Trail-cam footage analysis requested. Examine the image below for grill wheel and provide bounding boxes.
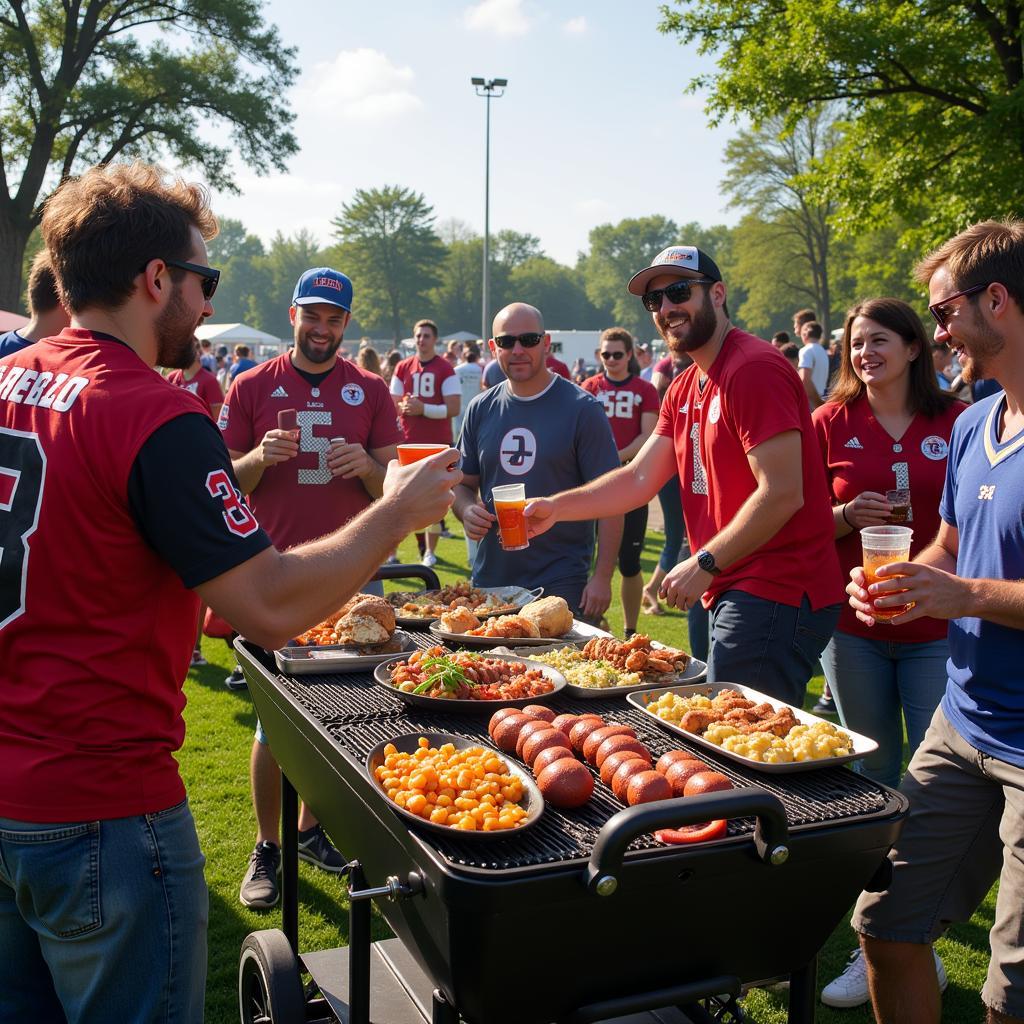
[238,928,306,1024]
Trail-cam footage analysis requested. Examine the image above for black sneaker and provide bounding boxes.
[224,666,248,691]
[812,694,836,715]
[297,824,347,873]
[239,841,281,908]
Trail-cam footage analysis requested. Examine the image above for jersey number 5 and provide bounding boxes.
[0,429,46,631]
[206,470,260,537]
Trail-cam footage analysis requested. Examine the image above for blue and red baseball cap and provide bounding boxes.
[627,246,722,296]
[292,267,353,311]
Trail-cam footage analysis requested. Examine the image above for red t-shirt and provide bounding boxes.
[390,354,458,444]
[0,330,207,820]
[655,328,843,610]
[165,366,222,415]
[813,394,965,641]
[581,373,660,450]
[220,354,401,549]
[547,355,571,380]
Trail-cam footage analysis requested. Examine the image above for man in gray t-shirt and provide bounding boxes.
[456,303,622,618]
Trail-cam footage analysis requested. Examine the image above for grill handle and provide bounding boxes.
[584,788,789,896]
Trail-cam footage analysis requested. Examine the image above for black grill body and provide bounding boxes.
[237,640,907,1024]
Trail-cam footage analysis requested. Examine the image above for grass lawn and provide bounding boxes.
[181,523,993,1023]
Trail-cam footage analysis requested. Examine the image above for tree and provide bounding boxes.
[659,0,1024,245]
[331,186,445,342]
[0,0,298,310]
[722,108,839,328]
[507,257,604,329]
[493,229,543,268]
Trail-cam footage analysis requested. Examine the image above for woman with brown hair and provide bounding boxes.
[356,344,383,377]
[814,297,964,1008]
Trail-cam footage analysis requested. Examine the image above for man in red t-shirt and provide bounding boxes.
[390,318,460,564]
[165,340,223,419]
[0,163,459,1024]
[526,245,843,706]
[221,266,403,908]
[581,327,659,636]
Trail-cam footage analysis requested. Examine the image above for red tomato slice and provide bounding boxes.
[653,819,727,844]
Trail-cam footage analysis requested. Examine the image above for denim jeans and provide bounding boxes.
[656,475,685,573]
[820,630,950,788]
[0,799,208,1024]
[708,590,841,708]
[688,599,710,663]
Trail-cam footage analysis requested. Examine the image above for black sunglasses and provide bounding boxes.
[928,282,989,329]
[141,258,220,299]
[641,277,716,313]
[600,350,626,360]
[493,332,544,349]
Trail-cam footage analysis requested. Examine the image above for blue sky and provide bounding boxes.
[208,0,739,265]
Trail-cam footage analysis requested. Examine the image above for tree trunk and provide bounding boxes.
[0,209,33,313]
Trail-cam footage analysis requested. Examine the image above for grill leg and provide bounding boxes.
[348,862,371,1024]
[431,988,458,1024]
[788,956,817,1024]
[281,772,299,955]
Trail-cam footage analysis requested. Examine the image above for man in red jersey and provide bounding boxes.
[165,335,223,419]
[0,162,459,1024]
[581,327,659,637]
[221,266,402,908]
[390,318,460,565]
[526,245,843,706]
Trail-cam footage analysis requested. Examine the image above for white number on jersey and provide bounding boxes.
[298,410,333,485]
[891,461,913,521]
[691,421,708,496]
[599,391,639,419]
[412,372,435,399]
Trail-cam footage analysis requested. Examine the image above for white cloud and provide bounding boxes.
[573,197,614,221]
[294,48,422,121]
[563,16,587,35]
[463,0,531,36]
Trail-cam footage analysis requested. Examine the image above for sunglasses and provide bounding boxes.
[928,282,989,329]
[641,277,716,313]
[493,332,544,349]
[600,350,626,360]
[140,258,220,299]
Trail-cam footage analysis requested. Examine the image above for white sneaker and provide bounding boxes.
[821,948,947,1009]
[422,551,437,567]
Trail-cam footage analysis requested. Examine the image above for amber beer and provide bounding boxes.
[492,483,529,551]
[397,443,449,465]
[861,526,914,622]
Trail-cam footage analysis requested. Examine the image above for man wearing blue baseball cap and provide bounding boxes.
[219,266,403,908]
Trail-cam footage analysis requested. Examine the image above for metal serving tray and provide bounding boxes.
[628,681,878,773]
[275,631,417,675]
[389,584,543,628]
[428,618,592,649]
[372,651,567,713]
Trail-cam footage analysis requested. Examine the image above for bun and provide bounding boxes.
[439,606,480,634]
[334,595,395,644]
[520,596,573,638]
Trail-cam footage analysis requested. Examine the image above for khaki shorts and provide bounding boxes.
[853,705,1024,1017]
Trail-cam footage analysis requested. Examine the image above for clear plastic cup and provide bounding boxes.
[860,525,914,622]
[492,483,529,551]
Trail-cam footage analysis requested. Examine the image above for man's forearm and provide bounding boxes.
[360,458,388,498]
[553,462,657,523]
[964,579,1024,630]
[593,515,624,579]
[704,481,801,570]
[453,482,479,520]
[914,540,957,573]
[232,449,267,495]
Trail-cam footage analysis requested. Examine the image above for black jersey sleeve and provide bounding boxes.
[127,413,273,588]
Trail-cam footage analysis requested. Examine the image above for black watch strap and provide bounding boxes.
[697,549,721,576]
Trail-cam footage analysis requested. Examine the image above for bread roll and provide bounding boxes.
[333,595,395,644]
[439,606,480,634]
[520,596,573,638]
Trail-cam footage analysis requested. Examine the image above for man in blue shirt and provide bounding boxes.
[0,251,70,357]
[844,220,1024,1024]
[455,302,622,619]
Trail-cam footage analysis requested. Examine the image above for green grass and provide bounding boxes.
[180,524,991,1023]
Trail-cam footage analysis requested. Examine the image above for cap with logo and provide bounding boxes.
[627,245,722,296]
[292,267,353,311]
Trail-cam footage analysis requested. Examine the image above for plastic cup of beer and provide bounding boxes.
[492,483,529,551]
[861,525,914,622]
[886,488,911,524]
[397,443,448,465]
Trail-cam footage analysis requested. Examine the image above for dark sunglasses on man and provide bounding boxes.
[641,277,717,313]
[493,332,544,349]
[140,257,221,300]
[927,282,990,330]
[600,350,626,360]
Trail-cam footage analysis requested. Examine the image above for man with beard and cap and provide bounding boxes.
[220,266,402,909]
[833,220,1024,1023]
[524,245,843,707]
[0,162,460,1023]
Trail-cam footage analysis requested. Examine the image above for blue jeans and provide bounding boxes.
[0,799,208,1024]
[656,475,685,573]
[820,631,950,788]
[709,590,840,708]
[688,600,710,663]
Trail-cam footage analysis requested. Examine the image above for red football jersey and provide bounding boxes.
[655,328,844,610]
[220,354,401,549]
[581,373,660,450]
[390,354,458,444]
[165,365,222,415]
[813,394,965,641]
[0,330,210,821]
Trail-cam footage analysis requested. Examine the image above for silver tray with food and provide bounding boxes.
[275,631,417,675]
[627,681,877,773]
[428,619,592,650]
[373,648,566,712]
[510,634,707,698]
[366,732,544,838]
[425,593,581,649]
[387,582,543,628]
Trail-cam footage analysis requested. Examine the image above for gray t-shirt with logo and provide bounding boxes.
[459,375,619,606]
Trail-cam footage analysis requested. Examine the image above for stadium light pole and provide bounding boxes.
[471,76,507,344]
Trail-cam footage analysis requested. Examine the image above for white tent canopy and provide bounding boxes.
[195,322,283,346]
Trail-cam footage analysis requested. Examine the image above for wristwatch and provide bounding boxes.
[696,549,721,576]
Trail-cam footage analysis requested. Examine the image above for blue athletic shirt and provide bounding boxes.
[939,390,1024,767]
[0,330,31,358]
[459,374,619,604]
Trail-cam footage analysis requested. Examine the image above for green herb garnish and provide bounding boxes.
[412,655,478,695]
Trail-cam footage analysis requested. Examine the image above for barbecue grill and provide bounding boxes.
[235,635,907,1024]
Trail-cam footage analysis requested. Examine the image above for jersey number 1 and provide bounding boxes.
[0,429,46,630]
